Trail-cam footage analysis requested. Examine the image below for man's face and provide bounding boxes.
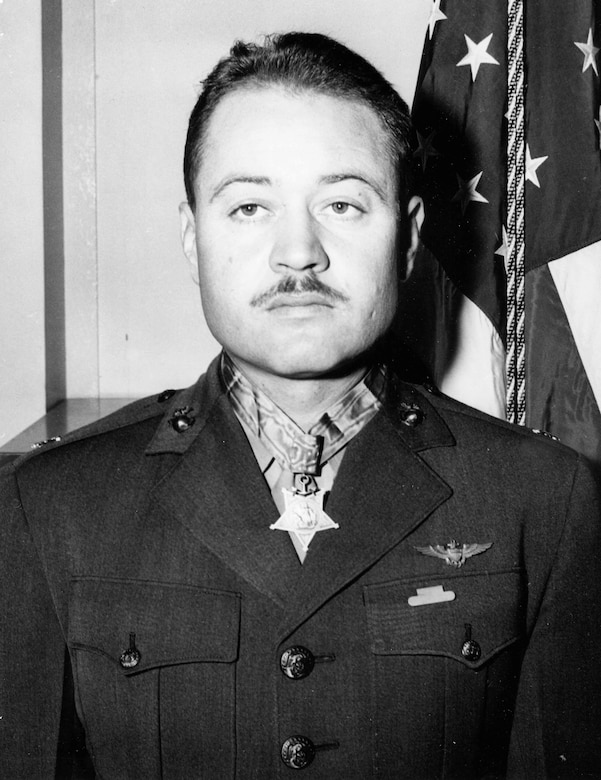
[181,86,417,383]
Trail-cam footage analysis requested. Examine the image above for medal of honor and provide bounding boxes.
[270,487,339,552]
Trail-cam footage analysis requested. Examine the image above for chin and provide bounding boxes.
[253,345,375,380]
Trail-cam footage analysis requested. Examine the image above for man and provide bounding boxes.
[1,32,600,779]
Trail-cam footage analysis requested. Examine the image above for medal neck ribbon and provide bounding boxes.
[221,352,387,476]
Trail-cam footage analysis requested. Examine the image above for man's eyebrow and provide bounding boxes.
[209,172,390,203]
[319,173,388,202]
[210,175,271,202]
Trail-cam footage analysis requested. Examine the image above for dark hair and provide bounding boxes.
[183,32,415,211]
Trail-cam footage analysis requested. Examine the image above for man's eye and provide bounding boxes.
[328,201,364,217]
[331,201,351,214]
[234,203,260,217]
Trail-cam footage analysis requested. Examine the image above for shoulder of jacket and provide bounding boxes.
[409,381,574,456]
[13,386,195,466]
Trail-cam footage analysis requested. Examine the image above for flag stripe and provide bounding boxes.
[548,243,601,414]
[396,243,506,419]
[526,263,601,467]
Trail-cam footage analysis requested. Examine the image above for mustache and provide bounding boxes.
[250,273,349,307]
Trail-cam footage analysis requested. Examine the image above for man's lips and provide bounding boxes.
[264,293,335,310]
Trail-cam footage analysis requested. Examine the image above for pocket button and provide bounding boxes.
[461,639,481,662]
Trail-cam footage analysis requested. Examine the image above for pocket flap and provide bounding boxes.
[364,570,523,669]
[69,577,240,674]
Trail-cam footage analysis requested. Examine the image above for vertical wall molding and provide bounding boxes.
[62,0,99,398]
[42,0,66,409]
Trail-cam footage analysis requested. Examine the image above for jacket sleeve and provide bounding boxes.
[0,463,77,778]
[508,455,601,778]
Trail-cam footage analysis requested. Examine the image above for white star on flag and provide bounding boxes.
[495,226,509,271]
[594,106,601,148]
[456,33,500,82]
[575,29,599,76]
[428,0,447,39]
[526,145,548,188]
[414,130,440,171]
[452,171,489,215]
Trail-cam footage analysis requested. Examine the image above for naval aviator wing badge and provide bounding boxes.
[415,539,493,567]
[270,488,339,552]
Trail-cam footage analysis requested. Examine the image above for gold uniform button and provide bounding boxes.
[119,633,141,668]
[157,388,176,403]
[119,648,141,669]
[280,646,316,679]
[281,736,316,769]
[461,639,481,662]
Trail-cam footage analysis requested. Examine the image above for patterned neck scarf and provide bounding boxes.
[221,352,387,475]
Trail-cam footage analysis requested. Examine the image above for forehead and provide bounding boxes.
[195,86,396,198]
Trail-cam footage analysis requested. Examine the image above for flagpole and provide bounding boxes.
[506,0,526,425]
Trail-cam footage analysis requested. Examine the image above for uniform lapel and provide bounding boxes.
[277,384,455,639]
[146,364,302,609]
[145,362,455,627]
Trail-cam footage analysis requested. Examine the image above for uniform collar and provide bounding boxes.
[145,354,455,457]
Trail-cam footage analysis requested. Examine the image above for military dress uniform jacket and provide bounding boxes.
[1,357,601,779]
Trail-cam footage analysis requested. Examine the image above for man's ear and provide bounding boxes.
[402,195,425,281]
[179,202,199,285]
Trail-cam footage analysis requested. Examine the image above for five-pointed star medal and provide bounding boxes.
[270,489,339,552]
[526,144,548,188]
[452,171,489,214]
[456,33,500,82]
[575,28,599,76]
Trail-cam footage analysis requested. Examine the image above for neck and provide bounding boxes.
[231,359,370,431]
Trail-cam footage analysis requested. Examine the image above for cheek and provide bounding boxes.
[364,255,398,303]
[196,246,235,292]
[364,262,398,325]
[367,291,397,328]
[197,264,232,318]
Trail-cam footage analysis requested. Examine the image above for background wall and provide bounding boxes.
[0,0,430,444]
[0,0,46,446]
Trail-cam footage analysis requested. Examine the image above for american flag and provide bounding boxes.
[400,0,601,469]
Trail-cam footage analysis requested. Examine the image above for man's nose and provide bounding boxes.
[269,210,329,273]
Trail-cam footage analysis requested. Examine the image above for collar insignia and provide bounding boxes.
[415,539,492,567]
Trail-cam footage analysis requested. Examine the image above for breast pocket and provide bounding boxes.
[363,570,525,778]
[68,577,240,780]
